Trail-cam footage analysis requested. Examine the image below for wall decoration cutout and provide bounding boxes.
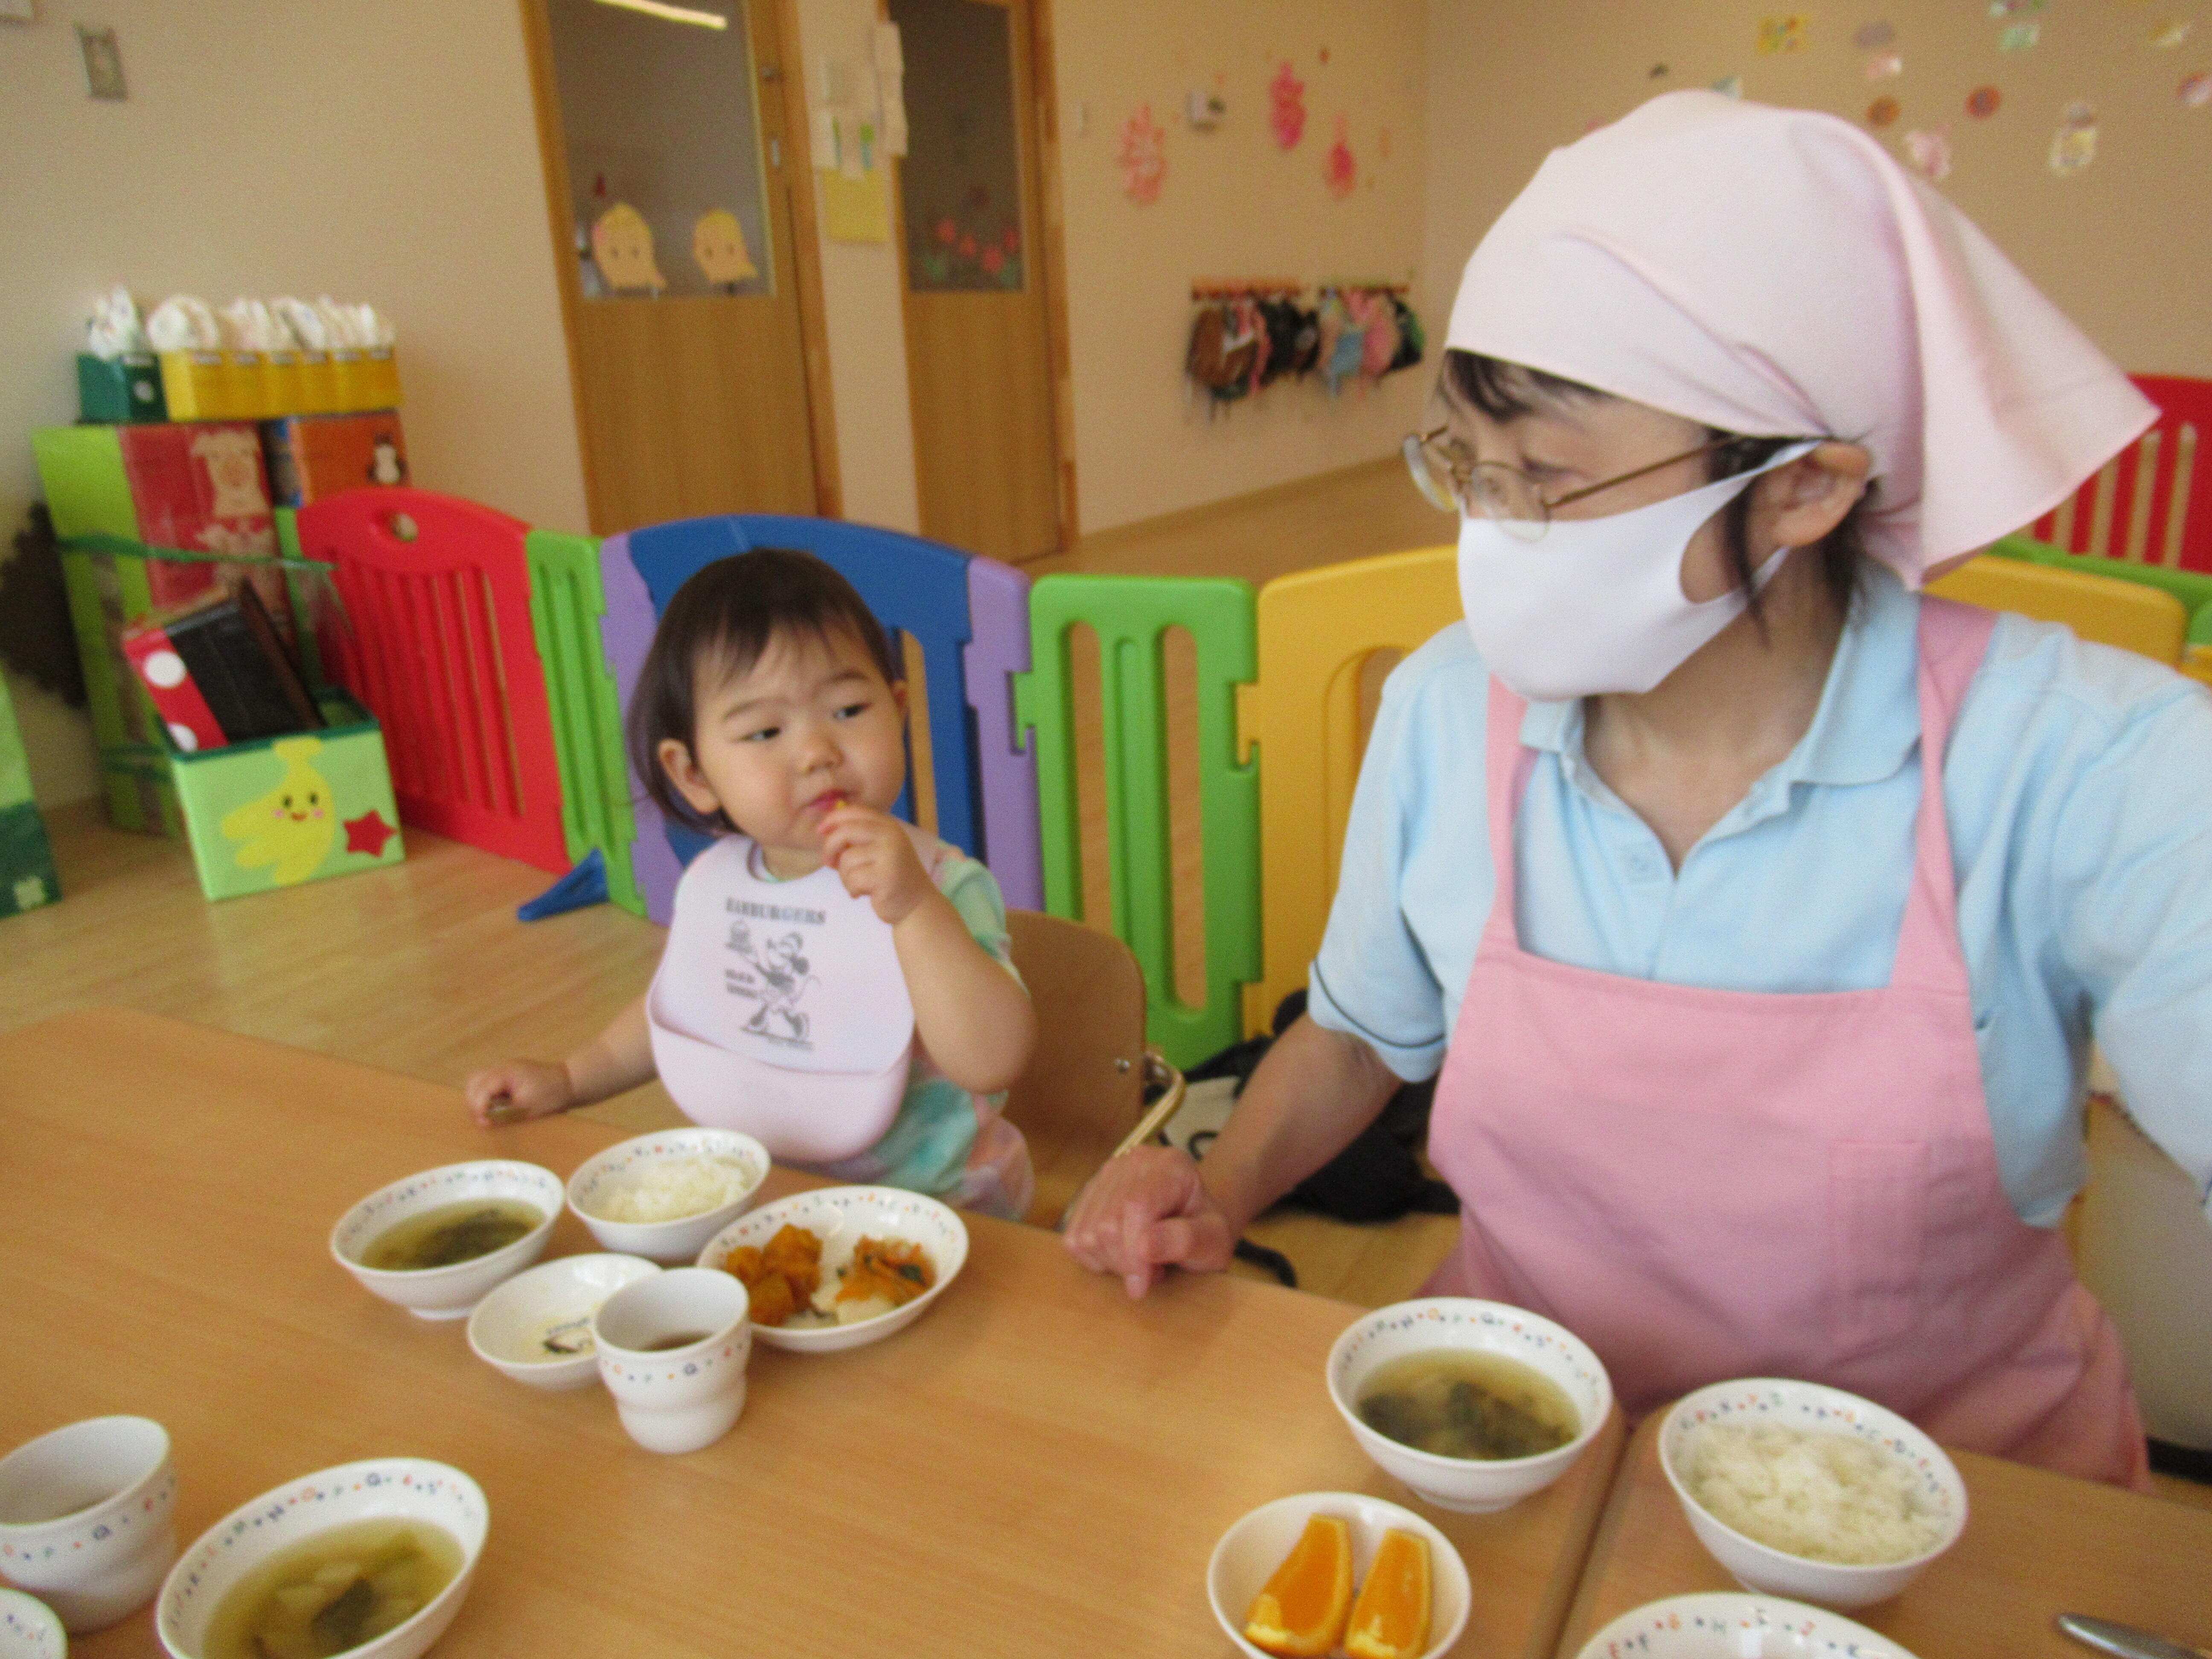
[1966,84,2002,118]
[1650,62,1671,78]
[1865,52,1903,79]
[1713,74,1746,98]
[1854,20,1896,49]
[693,209,759,285]
[1988,0,2043,15]
[2000,22,2040,50]
[1323,115,1357,199]
[2151,19,2192,49]
[1269,61,1307,149]
[1903,125,1953,180]
[1868,95,1902,126]
[1117,104,1166,204]
[1758,16,1809,53]
[2050,101,2097,175]
[590,204,666,294]
[2181,69,2212,106]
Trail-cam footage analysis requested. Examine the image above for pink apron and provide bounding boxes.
[1424,597,2150,1488]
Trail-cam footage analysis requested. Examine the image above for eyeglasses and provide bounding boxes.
[1402,427,1744,543]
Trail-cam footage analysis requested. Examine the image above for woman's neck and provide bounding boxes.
[1582,550,1847,867]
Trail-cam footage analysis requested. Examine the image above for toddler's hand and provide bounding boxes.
[820,804,932,924]
[465,1059,575,1126]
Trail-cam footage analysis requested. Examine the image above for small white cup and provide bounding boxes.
[0,1416,178,1633]
[592,1268,752,1454]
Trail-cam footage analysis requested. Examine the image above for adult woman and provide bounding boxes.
[1064,92,2212,1489]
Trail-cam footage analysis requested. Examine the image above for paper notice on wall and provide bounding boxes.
[873,20,902,75]
[883,101,909,157]
[821,167,890,243]
[811,104,839,168]
[836,114,866,178]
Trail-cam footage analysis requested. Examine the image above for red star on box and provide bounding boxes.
[343,809,396,856]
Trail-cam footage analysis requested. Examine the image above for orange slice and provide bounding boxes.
[1243,1513,1353,1657]
[1344,1528,1432,1659]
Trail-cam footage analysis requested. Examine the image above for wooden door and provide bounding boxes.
[524,0,837,533]
[890,0,1068,562]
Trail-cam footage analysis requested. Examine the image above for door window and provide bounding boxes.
[890,0,1027,293]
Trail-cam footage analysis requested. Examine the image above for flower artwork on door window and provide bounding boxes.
[891,0,1030,288]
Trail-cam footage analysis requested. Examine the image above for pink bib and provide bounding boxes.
[647,835,914,1163]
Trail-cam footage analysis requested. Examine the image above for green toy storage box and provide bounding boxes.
[163,692,405,900]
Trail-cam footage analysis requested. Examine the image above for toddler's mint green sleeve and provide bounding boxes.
[934,854,1020,980]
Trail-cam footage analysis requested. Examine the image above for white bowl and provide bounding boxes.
[1659,1380,1968,1610]
[331,1161,564,1320]
[694,1185,968,1352]
[466,1252,662,1389]
[0,1591,66,1659]
[0,1416,178,1633]
[1573,1592,1922,1658]
[1206,1492,1471,1659]
[565,1129,770,1264]
[1327,1298,1613,1512]
[157,1458,487,1659]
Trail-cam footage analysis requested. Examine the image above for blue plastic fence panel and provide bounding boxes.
[623,515,982,859]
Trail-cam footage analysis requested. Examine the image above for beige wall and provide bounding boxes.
[793,0,923,534]
[1422,0,2212,386]
[0,0,588,805]
[1053,0,1432,535]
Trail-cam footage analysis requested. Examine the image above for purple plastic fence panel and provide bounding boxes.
[598,533,684,926]
[965,556,1042,911]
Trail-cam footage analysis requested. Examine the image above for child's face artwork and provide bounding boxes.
[190,428,269,520]
[591,203,666,291]
[658,626,908,871]
[693,209,758,285]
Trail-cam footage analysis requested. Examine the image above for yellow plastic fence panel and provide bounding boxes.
[1240,545,1462,1034]
[1927,555,2186,666]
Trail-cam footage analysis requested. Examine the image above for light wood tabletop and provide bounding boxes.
[1554,1410,2212,1659]
[1,1009,1623,1659]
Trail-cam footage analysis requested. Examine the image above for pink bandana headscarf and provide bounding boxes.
[1446,91,2154,585]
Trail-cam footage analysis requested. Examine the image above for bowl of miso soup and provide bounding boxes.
[1326,1298,1612,1513]
[157,1458,486,1659]
[330,1161,564,1320]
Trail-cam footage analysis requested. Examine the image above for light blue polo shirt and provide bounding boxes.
[1307,565,2212,1228]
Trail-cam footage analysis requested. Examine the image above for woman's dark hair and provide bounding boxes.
[626,548,902,835]
[1442,349,1870,625]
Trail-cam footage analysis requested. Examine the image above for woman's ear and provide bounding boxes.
[656,737,725,821]
[1760,440,1873,550]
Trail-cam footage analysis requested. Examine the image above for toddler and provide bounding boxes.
[466,549,1036,1220]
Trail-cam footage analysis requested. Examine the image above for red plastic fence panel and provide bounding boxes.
[295,488,569,873]
[2031,375,2212,574]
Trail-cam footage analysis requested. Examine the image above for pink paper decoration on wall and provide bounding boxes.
[1117,104,1166,204]
[1269,61,1307,149]
[1966,84,2002,119]
[1323,114,1357,199]
[1903,125,1953,181]
[2182,70,2212,108]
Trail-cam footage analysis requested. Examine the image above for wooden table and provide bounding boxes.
[1556,1411,2212,1658]
[1,1011,1623,1658]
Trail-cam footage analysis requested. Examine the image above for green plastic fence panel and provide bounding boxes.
[524,528,640,915]
[1013,573,1260,1070]
[1990,534,2212,649]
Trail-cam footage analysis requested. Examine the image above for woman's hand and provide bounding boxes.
[1063,1146,1238,1298]
[821,804,934,924]
[464,1059,576,1126]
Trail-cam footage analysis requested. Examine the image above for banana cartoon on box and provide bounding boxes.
[221,737,338,885]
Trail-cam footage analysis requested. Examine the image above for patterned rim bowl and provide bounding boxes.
[1658,1380,1967,1610]
[694,1185,969,1352]
[156,1459,487,1659]
[329,1161,564,1320]
[1573,1592,1922,1658]
[466,1252,663,1390]
[0,1589,66,1659]
[1326,1298,1614,1512]
[565,1129,771,1265]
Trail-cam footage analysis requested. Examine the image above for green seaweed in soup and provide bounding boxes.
[361,1199,541,1272]
[1356,1349,1579,1460]
[202,1518,462,1659]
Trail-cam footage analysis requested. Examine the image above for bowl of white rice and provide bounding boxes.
[1659,1379,1966,1609]
[566,1129,770,1263]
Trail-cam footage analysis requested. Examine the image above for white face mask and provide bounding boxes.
[1458,441,1820,701]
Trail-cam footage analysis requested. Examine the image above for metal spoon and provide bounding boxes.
[2058,1614,2211,1659]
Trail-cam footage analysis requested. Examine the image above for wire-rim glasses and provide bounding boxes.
[1402,427,1748,543]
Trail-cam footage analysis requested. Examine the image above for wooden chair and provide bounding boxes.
[1001,910,1185,1228]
